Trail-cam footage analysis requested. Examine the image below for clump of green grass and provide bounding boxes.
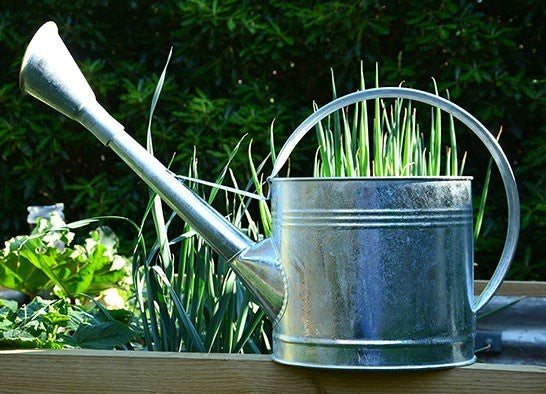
[131,159,271,353]
[313,63,466,178]
[131,51,271,353]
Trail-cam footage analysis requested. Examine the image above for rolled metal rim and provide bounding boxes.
[271,176,473,182]
[271,355,477,370]
[269,87,520,312]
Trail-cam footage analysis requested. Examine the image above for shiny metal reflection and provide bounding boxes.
[269,177,477,368]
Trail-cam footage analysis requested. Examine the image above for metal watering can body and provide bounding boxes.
[20,22,520,369]
[269,177,475,368]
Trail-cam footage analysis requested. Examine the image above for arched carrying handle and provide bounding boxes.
[269,87,520,312]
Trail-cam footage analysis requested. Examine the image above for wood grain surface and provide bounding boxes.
[475,280,546,297]
[0,350,544,393]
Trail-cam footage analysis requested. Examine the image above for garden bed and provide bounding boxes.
[0,350,544,393]
[1,280,545,393]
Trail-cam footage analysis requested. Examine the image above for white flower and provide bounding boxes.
[101,288,125,310]
[111,255,127,271]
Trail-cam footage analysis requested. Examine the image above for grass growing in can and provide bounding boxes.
[313,63,465,178]
[311,63,494,242]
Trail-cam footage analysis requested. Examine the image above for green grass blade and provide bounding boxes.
[474,128,502,242]
[342,108,356,176]
[314,102,332,177]
[146,49,174,280]
[431,78,442,175]
[269,119,277,165]
[232,309,266,353]
[330,68,342,176]
[359,61,370,176]
[373,63,382,176]
[351,99,358,156]
[446,90,458,176]
[474,158,492,242]
[152,265,206,352]
[207,135,247,204]
[477,296,523,320]
[203,273,234,351]
[248,141,271,236]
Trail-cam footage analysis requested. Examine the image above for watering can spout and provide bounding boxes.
[231,239,285,320]
[19,21,285,322]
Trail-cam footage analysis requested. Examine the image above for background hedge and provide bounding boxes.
[1,1,544,280]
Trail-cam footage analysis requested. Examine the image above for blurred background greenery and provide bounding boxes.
[0,1,544,280]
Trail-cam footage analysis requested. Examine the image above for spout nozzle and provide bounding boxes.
[19,21,97,121]
[20,21,124,145]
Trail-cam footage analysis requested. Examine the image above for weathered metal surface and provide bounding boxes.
[269,177,476,369]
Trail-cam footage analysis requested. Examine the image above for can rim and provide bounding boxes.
[271,176,473,182]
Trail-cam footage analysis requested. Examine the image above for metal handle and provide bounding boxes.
[269,87,520,312]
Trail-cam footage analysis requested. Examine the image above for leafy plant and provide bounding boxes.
[0,214,131,306]
[0,296,137,349]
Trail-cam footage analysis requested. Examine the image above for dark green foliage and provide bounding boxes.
[0,1,544,279]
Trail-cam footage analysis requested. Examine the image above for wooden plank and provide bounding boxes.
[475,280,546,297]
[0,350,544,393]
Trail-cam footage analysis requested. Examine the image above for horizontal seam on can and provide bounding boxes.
[276,208,473,214]
[279,222,472,228]
[274,334,474,347]
[276,215,471,221]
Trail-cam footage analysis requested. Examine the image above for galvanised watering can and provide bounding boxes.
[19,22,520,369]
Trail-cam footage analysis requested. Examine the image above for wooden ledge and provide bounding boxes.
[475,280,546,297]
[0,350,544,393]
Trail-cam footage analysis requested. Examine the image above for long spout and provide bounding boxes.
[20,21,252,261]
[19,21,285,320]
